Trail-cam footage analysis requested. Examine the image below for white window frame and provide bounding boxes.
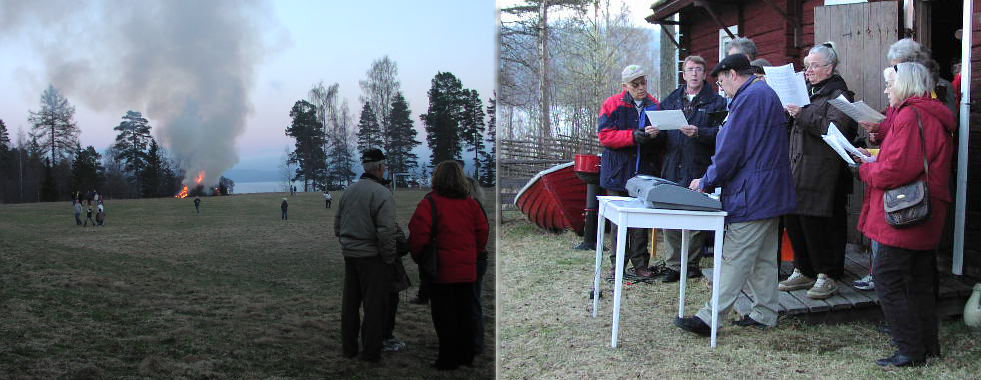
[719,25,739,61]
[824,0,866,5]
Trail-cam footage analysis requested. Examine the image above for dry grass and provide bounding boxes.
[498,218,981,379]
[0,189,494,379]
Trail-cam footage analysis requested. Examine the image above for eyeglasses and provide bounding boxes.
[715,79,723,88]
[803,62,830,71]
[684,67,705,73]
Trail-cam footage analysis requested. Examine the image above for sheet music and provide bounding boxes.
[828,94,886,123]
[645,110,688,130]
[822,122,871,166]
[762,64,810,107]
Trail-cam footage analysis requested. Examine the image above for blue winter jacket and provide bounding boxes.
[655,81,727,187]
[597,91,661,192]
[700,77,797,223]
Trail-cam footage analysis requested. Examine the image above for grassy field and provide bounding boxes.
[498,215,981,379]
[0,189,495,379]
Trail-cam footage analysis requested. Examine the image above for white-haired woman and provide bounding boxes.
[853,62,955,367]
[779,42,857,299]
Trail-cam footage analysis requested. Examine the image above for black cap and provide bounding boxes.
[710,54,752,77]
[362,148,386,163]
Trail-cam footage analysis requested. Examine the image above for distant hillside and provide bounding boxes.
[222,168,280,183]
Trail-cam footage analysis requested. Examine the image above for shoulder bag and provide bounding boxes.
[418,194,440,278]
[883,108,930,228]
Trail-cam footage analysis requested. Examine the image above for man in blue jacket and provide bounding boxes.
[597,64,662,279]
[675,54,797,335]
[652,55,727,283]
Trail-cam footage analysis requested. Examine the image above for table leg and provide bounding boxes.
[711,227,723,348]
[611,214,627,348]
[678,229,689,317]
[592,206,607,318]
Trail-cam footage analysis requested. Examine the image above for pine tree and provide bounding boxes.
[141,139,163,197]
[71,145,103,196]
[28,84,80,165]
[356,103,383,153]
[385,92,421,181]
[420,72,466,168]
[285,100,326,191]
[112,110,153,197]
[0,119,9,154]
[460,89,486,176]
[479,95,497,186]
[326,101,356,190]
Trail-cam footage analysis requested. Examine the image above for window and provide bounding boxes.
[719,25,738,61]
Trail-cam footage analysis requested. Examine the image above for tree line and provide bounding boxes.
[0,85,200,203]
[500,0,654,145]
[285,56,496,191]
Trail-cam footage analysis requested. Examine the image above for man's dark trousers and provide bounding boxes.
[342,255,393,361]
[607,190,649,270]
[873,244,939,359]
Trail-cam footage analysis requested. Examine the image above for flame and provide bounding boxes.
[175,171,205,199]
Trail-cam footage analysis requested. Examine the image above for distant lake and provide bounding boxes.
[233,181,305,194]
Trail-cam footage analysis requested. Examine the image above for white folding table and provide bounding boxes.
[590,196,727,347]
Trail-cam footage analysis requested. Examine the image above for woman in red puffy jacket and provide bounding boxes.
[408,160,489,370]
[854,62,955,367]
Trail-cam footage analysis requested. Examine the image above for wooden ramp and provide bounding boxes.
[703,244,976,323]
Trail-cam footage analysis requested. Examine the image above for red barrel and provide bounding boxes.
[574,154,600,174]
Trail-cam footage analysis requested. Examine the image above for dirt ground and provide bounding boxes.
[0,189,495,379]
[497,216,981,380]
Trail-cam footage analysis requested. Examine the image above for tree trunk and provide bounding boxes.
[539,0,551,147]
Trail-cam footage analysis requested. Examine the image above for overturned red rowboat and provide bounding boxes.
[514,161,588,235]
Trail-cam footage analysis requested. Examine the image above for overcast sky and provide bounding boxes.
[0,0,496,179]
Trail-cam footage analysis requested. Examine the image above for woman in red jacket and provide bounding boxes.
[409,160,489,370]
[855,62,955,367]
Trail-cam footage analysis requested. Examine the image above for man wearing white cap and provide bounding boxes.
[596,64,663,279]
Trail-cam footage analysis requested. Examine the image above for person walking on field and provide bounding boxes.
[73,199,83,226]
[84,206,96,227]
[335,148,400,362]
[96,200,105,226]
[324,191,332,209]
[194,197,201,214]
[281,198,288,221]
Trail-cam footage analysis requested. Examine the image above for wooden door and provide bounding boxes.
[815,1,898,112]
[815,1,898,244]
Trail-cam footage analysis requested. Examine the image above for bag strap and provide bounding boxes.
[425,193,438,247]
[911,107,930,181]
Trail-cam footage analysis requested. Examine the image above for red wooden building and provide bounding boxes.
[645,0,981,282]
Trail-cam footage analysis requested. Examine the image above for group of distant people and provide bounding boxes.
[599,36,955,367]
[334,148,490,370]
[72,190,105,227]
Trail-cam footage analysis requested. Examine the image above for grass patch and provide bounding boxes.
[498,219,981,379]
[0,190,495,379]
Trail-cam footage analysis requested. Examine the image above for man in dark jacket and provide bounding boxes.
[653,55,727,282]
[675,54,797,335]
[597,64,662,279]
[280,198,288,220]
[335,148,399,362]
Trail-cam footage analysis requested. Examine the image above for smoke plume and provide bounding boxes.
[1,0,274,186]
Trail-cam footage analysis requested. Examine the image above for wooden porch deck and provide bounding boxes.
[704,244,976,323]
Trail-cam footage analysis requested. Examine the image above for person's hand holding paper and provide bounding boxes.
[645,110,688,130]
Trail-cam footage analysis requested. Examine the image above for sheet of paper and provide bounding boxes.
[822,122,872,166]
[645,110,688,130]
[762,64,810,107]
[828,95,886,123]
